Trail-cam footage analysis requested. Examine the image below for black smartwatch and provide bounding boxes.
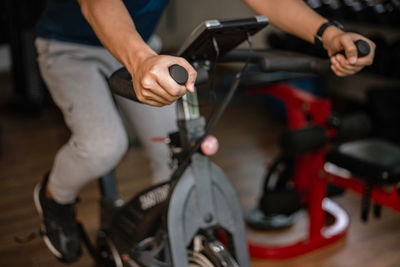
[314,21,344,50]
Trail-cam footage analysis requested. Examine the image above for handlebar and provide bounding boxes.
[338,39,370,58]
[221,39,371,74]
[109,64,189,102]
[109,40,371,102]
[220,49,332,74]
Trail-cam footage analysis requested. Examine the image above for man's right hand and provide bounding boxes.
[78,0,196,107]
[128,53,197,107]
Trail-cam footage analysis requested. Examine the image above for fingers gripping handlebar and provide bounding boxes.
[108,64,189,102]
[270,39,371,73]
[338,39,370,58]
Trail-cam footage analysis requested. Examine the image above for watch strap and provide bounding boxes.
[314,21,344,49]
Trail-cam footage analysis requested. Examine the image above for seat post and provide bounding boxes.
[98,170,124,229]
[98,169,120,200]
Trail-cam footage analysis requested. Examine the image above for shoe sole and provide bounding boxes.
[33,183,63,259]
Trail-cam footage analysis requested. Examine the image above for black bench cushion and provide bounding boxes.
[326,139,400,184]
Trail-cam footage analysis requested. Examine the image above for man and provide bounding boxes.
[34,0,375,263]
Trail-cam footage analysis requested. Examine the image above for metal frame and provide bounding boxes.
[167,89,249,266]
[97,87,250,266]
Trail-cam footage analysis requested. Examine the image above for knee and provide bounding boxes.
[70,125,128,172]
[93,127,129,166]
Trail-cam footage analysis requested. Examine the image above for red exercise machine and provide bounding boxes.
[245,82,400,259]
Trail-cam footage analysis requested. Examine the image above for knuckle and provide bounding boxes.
[171,86,185,97]
[137,94,145,102]
[141,89,151,98]
[347,47,357,53]
[141,77,152,88]
[170,88,180,97]
[149,66,159,76]
[166,86,175,96]
[169,94,178,102]
[177,57,187,64]
[190,71,197,80]
[178,58,191,69]
[343,34,353,41]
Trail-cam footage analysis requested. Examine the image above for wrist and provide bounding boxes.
[123,39,157,74]
[321,26,344,51]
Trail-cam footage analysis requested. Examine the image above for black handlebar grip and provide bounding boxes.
[339,39,371,58]
[109,64,189,102]
[109,68,138,101]
[169,64,188,85]
[355,40,371,58]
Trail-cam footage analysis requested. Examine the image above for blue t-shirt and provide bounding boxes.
[36,0,168,46]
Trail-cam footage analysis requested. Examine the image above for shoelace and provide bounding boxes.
[14,229,45,244]
[14,223,79,244]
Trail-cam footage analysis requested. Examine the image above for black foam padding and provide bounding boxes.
[279,125,328,156]
[326,139,400,184]
[332,113,372,142]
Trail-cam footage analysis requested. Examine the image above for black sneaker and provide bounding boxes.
[33,175,82,263]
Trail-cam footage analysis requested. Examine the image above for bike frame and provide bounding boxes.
[98,87,250,266]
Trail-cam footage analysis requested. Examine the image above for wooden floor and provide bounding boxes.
[1,95,400,267]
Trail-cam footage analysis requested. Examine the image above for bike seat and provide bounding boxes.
[326,139,400,184]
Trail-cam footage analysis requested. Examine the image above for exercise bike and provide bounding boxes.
[77,16,269,267]
[76,15,374,265]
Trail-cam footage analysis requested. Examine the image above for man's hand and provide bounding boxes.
[78,0,197,107]
[128,52,197,107]
[322,27,376,77]
[243,0,376,77]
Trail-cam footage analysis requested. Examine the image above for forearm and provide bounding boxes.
[78,0,155,73]
[244,0,375,77]
[243,0,341,45]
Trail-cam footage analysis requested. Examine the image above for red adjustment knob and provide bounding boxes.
[201,135,219,156]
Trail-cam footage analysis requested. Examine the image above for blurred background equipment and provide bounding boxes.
[2,0,47,113]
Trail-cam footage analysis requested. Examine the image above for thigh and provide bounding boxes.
[35,38,125,143]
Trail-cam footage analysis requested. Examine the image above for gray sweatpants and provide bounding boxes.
[35,38,176,204]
